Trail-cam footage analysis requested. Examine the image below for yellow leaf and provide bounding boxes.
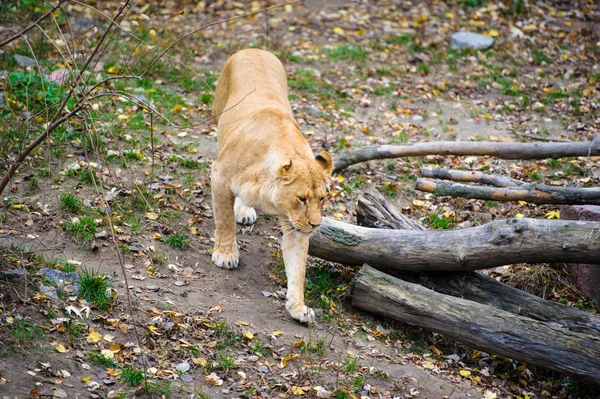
[56,343,67,353]
[487,29,499,37]
[291,386,305,396]
[103,334,114,342]
[87,330,102,343]
[107,66,117,74]
[412,199,427,207]
[518,201,528,205]
[81,375,92,383]
[149,29,157,40]
[304,130,315,136]
[172,104,183,113]
[238,321,249,326]
[145,212,158,220]
[6,316,14,324]
[472,350,481,358]
[272,331,283,336]
[445,12,454,19]
[483,113,492,119]
[153,233,162,239]
[333,27,345,35]
[515,213,525,218]
[335,175,344,183]
[460,369,472,378]
[545,210,560,219]
[101,349,114,359]
[148,325,161,335]
[429,345,442,356]
[244,331,254,340]
[192,357,207,367]
[278,354,293,369]
[488,135,499,142]
[284,4,293,12]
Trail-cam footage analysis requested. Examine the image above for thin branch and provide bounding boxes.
[0,0,65,48]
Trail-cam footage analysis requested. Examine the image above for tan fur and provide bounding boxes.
[210,49,333,323]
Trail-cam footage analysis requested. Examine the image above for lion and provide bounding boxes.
[210,49,333,323]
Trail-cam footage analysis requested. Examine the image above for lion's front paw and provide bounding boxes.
[286,301,316,324]
[235,206,257,225]
[212,246,239,269]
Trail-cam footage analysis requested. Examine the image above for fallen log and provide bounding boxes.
[308,217,600,271]
[332,135,600,171]
[421,167,519,187]
[355,190,600,337]
[352,265,600,385]
[415,178,600,205]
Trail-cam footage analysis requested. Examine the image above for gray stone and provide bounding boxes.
[14,54,37,68]
[40,285,60,302]
[134,95,149,105]
[2,269,27,282]
[450,32,495,51]
[0,71,8,79]
[301,104,321,117]
[0,92,5,107]
[560,205,600,307]
[48,68,69,85]
[39,268,80,285]
[412,115,424,122]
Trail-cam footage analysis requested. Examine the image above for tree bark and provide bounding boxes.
[352,265,600,385]
[332,136,600,171]
[356,189,426,231]
[421,167,520,187]
[308,217,600,271]
[415,178,600,205]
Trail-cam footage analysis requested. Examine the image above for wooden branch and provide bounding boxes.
[415,178,600,205]
[356,189,426,231]
[352,265,600,385]
[332,136,600,171]
[308,217,600,271]
[519,133,572,142]
[421,167,520,187]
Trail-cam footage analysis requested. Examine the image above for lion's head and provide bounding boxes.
[274,151,333,235]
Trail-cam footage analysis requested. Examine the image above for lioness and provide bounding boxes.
[210,49,333,323]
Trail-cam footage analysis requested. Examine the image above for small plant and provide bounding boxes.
[87,350,118,368]
[65,216,97,247]
[324,44,368,62]
[214,352,236,372]
[378,181,397,197]
[165,232,189,249]
[426,212,454,230]
[59,193,83,214]
[533,49,552,65]
[121,365,144,386]
[344,355,359,373]
[12,319,45,342]
[78,268,112,310]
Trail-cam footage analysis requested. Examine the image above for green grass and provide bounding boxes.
[305,263,348,311]
[324,45,368,62]
[344,355,358,373]
[65,216,97,247]
[533,49,552,65]
[214,352,236,372]
[66,168,97,185]
[426,212,454,230]
[59,193,83,214]
[168,155,209,170]
[378,182,397,197]
[165,232,189,249]
[78,268,112,310]
[12,319,45,342]
[88,350,118,368]
[121,365,144,386]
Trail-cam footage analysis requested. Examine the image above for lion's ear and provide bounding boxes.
[278,159,293,177]
[315,151,333,175]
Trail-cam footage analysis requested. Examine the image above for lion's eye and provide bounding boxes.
[299,197,307,203]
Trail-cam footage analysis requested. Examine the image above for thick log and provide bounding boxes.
[332,135,600,171]
[355,191,600,336]
[421,167,520,187]
[416,178,600,205]
[352,265,600,385]
[308,217,600,271]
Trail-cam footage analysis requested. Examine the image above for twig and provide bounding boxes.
[0,0,66,48]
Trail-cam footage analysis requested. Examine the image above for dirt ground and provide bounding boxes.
[1,0,600,398]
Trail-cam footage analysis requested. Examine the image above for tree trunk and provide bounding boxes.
[352,265,600,385]
[332,135,600,171]
[308,217,600,271]
[415,178,600,205]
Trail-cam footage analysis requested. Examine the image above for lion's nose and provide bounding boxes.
[308,222,321,229]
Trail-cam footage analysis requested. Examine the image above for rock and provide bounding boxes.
[39,268,80,285]
[0,92,5,107]
[301,104,321,117]
[48,69,69,85]
[40,285,60,303]
[14,54,37,68]
[560,205,600,307]
[450,32,495,51]
[0,71,8,79]
[134,95,149,104]
[412,115,424,122]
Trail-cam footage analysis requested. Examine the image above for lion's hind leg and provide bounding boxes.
[234,197,257,225]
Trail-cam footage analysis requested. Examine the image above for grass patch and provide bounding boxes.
[324,45,368,62]
[168,155,209,170]
[425,212,454,230]
[305,263,348,311]
[88,350,118,368]
[65,216,97,247]
[12,318,45,343]
[165,232,189,249]
[121,365,144,386]
[78,268,112,310]
[59,193,83,214]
